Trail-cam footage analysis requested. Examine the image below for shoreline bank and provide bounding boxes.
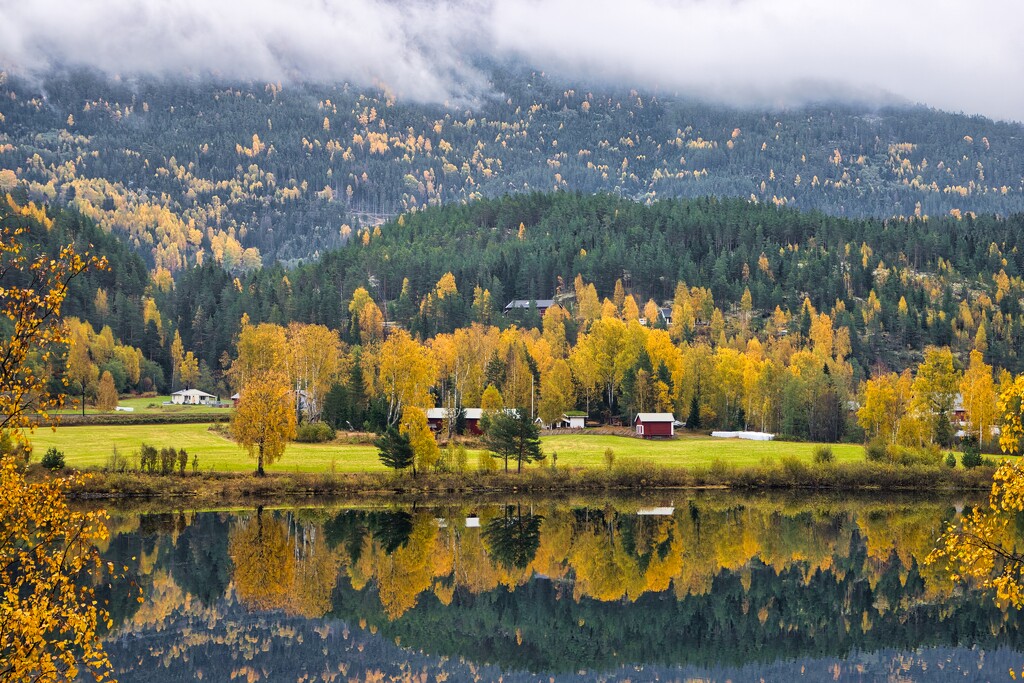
[51,460,999,504]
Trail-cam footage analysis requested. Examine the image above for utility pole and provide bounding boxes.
[531,373,535,420]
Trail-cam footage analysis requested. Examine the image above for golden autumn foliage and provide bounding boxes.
[231,322,288,390]
[999,375,1024,456]
[960,349,997,443]
[96,370,118,411]
[349,287,385,344]
[0,460,122,683]
[230,372,297,475]
[0,200,121,682]
[1,198,106,431]
[399,405,439,474]
[285,322,343,422]
[929,460,1024,608]
[374,329,437,426]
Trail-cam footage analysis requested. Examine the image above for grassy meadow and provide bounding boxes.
[29,423,866,475]
[55,395,230,416]
[542,434,865,468]
[29,423,382,473]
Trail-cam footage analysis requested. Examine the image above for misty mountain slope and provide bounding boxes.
[1,69,1023,270]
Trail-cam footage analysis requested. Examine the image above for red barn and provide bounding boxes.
[426,408,446,432]
[426,407,484,435]
[463,408,484,435]
[634,413,675,438]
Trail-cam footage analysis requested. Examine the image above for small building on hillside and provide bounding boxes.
[504,299,555,316]
[558,412,587,429]
[634,412,675,438]
[231,393,240,407]
[171,389,218,406]
[563,411,587,429]
[426,408,446,431]
[642,308,673,328]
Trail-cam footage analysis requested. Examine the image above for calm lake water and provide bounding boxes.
[94,494,1024,682]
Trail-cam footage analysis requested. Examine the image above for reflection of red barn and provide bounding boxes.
[634,413,675,438]
[426,408,484,435]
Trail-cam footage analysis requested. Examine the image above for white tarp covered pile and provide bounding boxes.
[710,431,774,441]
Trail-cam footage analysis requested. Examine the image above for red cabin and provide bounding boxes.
[463,408,483,435]
[426,408,484,435]
[426,408,446,432]
[634,413,675,438]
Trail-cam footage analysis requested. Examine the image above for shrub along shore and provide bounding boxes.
[51,458,999,504]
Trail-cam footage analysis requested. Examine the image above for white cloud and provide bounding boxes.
[1,0,1021,121]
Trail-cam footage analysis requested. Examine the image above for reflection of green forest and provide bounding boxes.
[96,497,1024,675]
[337,546,1021,673]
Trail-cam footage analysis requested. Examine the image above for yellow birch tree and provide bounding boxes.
[960,349,997,444]
[230,372,297,475]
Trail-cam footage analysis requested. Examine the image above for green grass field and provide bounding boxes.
[29,422,383,473]
[55,395,231,416]
[29,423,865,474]
[542,434,864,468]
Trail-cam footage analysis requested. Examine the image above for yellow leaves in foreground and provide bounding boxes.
[0,199,120,681]
[0,459,122,682]
[929,460,1024,608]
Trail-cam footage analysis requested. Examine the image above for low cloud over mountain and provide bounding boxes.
[1,0,1021,121]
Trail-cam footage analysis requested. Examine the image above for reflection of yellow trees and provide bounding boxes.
[229,509,338,618]
[568,525,637,601]
[131,571,186,628]
[290,524,338,619]
[449,515,508,595]
[230,509,295,612]
[373,516,437,620]
[327,500,964,620]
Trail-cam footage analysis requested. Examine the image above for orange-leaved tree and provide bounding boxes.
[0,195,128,683]
[230,371,297,475]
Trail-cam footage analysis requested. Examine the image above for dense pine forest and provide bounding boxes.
[2,68,1023,271]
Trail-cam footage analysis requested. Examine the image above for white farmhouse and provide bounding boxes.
[170,389,218,406]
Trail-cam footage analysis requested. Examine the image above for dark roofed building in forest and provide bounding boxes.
[504,299,555,315]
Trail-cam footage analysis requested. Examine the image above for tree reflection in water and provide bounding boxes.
[96,496,1024,680]
[229,506,338,617]
[484,504,544,570]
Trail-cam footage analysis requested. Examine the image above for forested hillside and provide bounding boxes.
[186,193,1024,378]
[2,68,1023,271]
[10,187,1021,444]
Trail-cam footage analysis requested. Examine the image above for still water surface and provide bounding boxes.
[95,494,1024,682]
